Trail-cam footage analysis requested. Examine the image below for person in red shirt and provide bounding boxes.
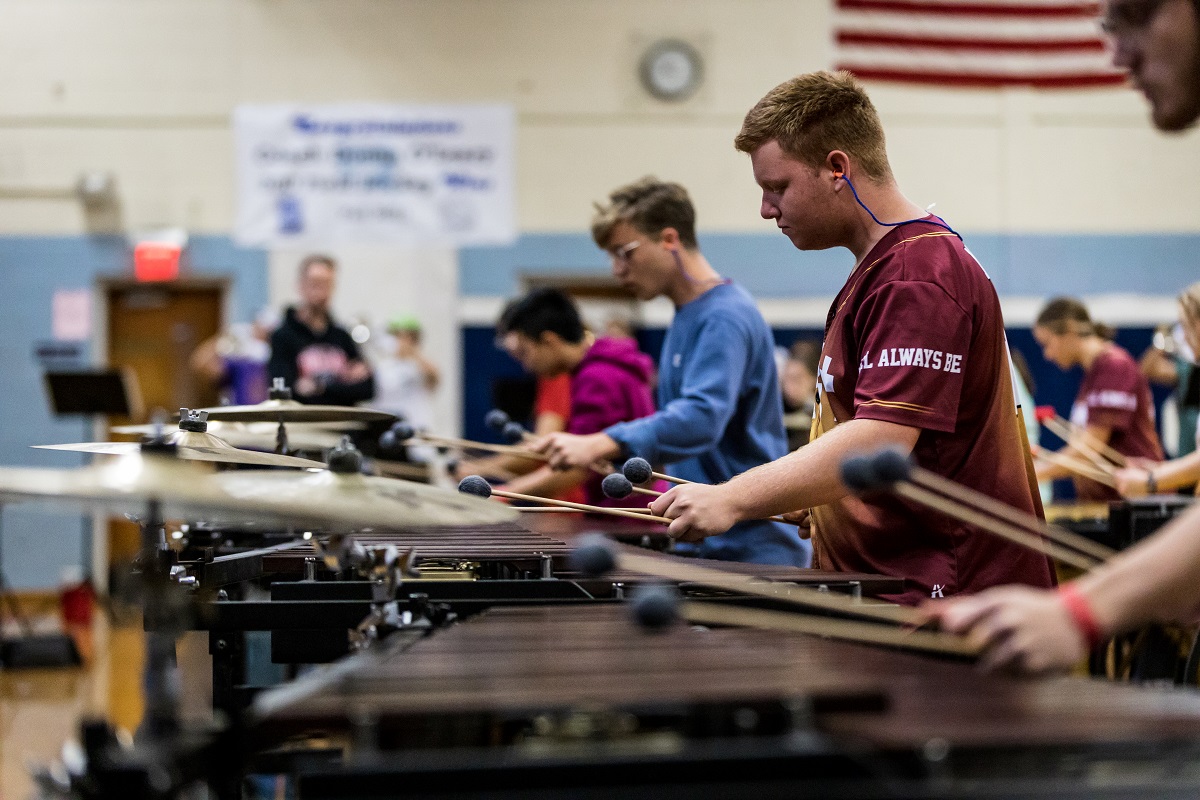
[534,373,572,435]
[1032,298,1164,501]
[648,71,1055,605]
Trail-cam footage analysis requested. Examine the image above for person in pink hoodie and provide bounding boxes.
[488,287,658,508]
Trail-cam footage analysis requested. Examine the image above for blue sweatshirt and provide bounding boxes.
[605,282,812,567]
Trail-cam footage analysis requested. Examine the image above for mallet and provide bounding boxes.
[607,465,801,526]
[458,475,670,524]
[1031,444,1119,488]
[1034,406,1127,469]
[570,535,922,626]
[622,457,695,486]
[843,450,1112,571]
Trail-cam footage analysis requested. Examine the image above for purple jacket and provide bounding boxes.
[567,337,659,507]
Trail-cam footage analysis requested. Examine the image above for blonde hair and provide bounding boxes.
[591,177,698,250]
[734,71,892,183]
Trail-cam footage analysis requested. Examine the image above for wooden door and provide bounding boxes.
[104,279,225,426]
[102,278,226,567]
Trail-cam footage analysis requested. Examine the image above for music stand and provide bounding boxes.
[43,368,143,419]
[0,370,142,668]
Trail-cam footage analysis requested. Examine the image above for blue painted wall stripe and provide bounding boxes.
[462,231,1200,298]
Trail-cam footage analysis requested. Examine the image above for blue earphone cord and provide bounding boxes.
[841,174,962,240]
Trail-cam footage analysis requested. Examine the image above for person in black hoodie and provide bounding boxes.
[268,254,374,406]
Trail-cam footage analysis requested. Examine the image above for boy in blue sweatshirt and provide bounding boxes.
[535,178,810,567]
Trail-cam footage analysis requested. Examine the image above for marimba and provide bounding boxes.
[251,604,1200,798]
[187,515,902,717]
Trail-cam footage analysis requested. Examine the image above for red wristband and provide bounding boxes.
[1059,584,1103,650]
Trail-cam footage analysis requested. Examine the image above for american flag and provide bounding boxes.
[834,0,1127,89]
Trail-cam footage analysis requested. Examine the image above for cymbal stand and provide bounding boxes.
[269,378,291,455]
[32,461,240,798]
[274,417,289,456]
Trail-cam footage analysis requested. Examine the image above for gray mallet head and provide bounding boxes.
[839,455,879,494]
[378,428,400,452]
[629,583,681,631]
[390,421,416,441]
[457,475,493,499]
[501,421,526,444]
[569,533,617,577]
[485,409,510,433]
[622,457,654,485]
[871,448,914,485]
[601,473,634,499]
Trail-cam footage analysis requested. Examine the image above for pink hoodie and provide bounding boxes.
[567,337,660,507]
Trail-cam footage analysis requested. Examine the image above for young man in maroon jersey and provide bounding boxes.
[649,71,1055,606]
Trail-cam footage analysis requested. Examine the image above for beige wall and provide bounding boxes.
[1,0,1196,437]
[0,0,1196,238]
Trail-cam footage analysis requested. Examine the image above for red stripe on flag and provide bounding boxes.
[837,0,1101,16]
[837,31,1107,51]
[838,65,1127,87]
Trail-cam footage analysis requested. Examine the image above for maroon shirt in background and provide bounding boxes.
[1070,344,1164,501]
[810,220,1056,606]
[567,337,664,508]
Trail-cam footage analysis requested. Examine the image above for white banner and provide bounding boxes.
[233,104,515,247]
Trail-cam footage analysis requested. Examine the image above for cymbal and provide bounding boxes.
[0,454,304,524]
[198,399,395,424]
[0,452,516,529]
[33,430,323,469]
[112,421,348,452]
[213,469,518,528]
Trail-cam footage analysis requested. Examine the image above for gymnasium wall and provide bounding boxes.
[0,0,1197,587]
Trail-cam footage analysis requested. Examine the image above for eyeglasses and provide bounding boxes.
[1100,0,1170,35]
[608,240,641,263]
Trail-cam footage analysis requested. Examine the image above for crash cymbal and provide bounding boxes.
[112,421,348,452]
[33,430,323,469]
[112,419,364,434]
[199,399,395,424]
[213,469,517,528]
[206,423,346,452]
[1,445,513,529]
[0,452,310,524]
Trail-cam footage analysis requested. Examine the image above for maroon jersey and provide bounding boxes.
[810,220,1055,606]
[1069,344,1164,501]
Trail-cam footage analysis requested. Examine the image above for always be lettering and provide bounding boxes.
[859,348,963,374]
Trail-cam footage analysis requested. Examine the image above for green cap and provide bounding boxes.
[387,314,422,333]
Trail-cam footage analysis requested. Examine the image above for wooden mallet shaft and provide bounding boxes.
[893,481,1101,571]
[617,548,922,626]
[682,602,980,659]
[1032,445,1118,488]
[516,506,653,514]
[1052,413,1128,467]
[412,432,550,461]
[910,465,1116,563]
[627,481,796,526]
[1041,415,1127,469]
[491,488,671,524]
[650,470,695,486]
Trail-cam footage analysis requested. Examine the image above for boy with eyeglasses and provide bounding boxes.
[535,177,811,567]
